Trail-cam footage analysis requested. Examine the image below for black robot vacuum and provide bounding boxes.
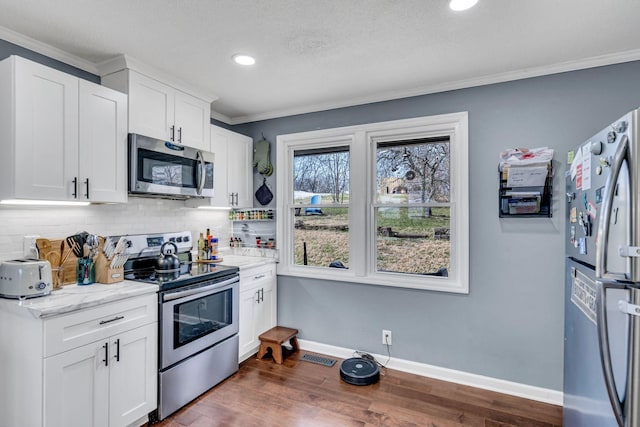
[339,357,380,386]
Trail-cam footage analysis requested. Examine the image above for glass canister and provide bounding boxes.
[76,258,95,285]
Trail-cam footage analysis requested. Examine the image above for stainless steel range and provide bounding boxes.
[114,231,239,421]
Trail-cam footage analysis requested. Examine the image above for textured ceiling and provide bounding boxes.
[1,0,640,124]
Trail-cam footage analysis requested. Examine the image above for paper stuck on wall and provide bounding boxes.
[506,166,548,187]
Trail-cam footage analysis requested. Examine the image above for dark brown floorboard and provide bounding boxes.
[151,351,562,427]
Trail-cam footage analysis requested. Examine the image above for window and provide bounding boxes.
[276,112,469,293]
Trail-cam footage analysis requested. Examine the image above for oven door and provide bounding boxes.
[160,275,239,369]
[129,133,214,198]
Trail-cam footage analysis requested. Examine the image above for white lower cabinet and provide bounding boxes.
[44,323,157,427]
[238,263,277,362]
[0,293,157,427]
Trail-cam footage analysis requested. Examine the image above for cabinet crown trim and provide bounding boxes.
[96,54,218,103]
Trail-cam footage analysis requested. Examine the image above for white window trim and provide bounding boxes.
[276,112,469,293]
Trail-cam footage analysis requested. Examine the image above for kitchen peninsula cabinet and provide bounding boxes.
[102,69,211,151]
[0,55,127,203]
[0,292,158,427]
[238,262,277,362]
[187,124,253,208]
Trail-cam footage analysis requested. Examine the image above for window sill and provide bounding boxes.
[276,265,469,294]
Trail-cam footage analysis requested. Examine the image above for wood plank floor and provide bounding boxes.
[151,351,562,427]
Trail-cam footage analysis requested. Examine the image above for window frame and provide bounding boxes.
[276,112,469,293]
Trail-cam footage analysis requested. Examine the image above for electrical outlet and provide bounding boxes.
[382,329,392,346]
[23,235,40,258]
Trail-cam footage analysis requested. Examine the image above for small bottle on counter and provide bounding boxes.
[255,236,261,248]
[197,233,206,261]
[210,237,219,260]
[267,238,275,249]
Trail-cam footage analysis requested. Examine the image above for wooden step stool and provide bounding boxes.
[257,326,299,364]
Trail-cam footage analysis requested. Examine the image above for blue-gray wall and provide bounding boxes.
[235,61,640,391]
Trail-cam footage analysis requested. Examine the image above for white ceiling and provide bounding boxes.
[1,0,640,124]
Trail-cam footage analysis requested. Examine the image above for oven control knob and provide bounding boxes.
[183,235,190,242]
[169,237,176,242]
[176,237,183,243]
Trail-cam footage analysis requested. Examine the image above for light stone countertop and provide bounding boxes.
[0,280,159,319]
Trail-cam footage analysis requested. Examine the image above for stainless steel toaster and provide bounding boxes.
[0,259,52,299]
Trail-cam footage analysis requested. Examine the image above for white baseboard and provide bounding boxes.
[298,339,563,406]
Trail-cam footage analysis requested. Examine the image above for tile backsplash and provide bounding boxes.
[0,198,231,261]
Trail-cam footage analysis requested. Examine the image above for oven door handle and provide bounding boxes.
[162,276,239,302]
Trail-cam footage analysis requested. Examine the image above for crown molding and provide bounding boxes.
[224,48,640,125]
[0,25,99,74]
[96,54,219,103]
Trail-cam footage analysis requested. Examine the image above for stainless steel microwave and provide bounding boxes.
[129,133,214,199]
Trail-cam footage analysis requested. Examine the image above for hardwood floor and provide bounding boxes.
[152,351,562,427]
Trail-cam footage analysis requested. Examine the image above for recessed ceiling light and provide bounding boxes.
[449,0,478,11]
[232,54,256,66]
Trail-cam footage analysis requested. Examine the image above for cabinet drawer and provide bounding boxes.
[239,263,276,289]
[44,294,157,357]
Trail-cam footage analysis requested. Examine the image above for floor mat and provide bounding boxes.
[300,353,337,367]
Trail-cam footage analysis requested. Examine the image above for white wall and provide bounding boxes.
[0,198,230,261]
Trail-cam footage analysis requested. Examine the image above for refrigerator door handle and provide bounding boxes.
[596,280,627,427]
[596,134,629,281]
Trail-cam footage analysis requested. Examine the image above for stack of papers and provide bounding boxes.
[500,147,553,187]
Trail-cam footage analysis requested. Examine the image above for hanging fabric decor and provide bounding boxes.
[253,135,273,176]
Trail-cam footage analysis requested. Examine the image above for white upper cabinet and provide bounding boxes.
[0,55,127,203]
[187,124,253,208]
[103,69,211,151]
[78,81,127,203]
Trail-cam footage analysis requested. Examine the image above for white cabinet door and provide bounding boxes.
[128,71,174,142]
[208,125,230,207]
[189,125,253,208]
[256,278,277,337]
[238,264,277,362]
[13,56,79,200]
[44,341,110,427]
[175,91,210,151]
[109,323,157,427]
[227,131,253,208]
[238,286,260,361]
[78,80,127,203]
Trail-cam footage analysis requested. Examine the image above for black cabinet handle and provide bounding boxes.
[102,342,109,366]
[99,315,124,325]
[178,127,182,143]
[114,338,120,362]
[72,177,78,199]
[170,125,175,141]
[84,178,90,199]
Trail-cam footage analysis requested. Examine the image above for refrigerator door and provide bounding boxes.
[564,259,628,427]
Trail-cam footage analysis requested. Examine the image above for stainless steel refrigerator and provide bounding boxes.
[564,108,640,426]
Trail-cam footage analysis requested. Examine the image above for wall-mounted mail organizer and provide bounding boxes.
[498,163,553,218]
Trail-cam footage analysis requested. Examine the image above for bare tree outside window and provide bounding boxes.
[293,147,350,268]
[376,138,451,275]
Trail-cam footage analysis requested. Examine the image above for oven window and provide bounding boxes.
[173,287,233,348]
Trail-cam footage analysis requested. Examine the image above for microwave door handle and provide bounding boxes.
[196,151,206,196]
[596,134,628,280]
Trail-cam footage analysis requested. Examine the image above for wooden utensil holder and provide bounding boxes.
[37,238,78,286]
[95,252,124,284]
